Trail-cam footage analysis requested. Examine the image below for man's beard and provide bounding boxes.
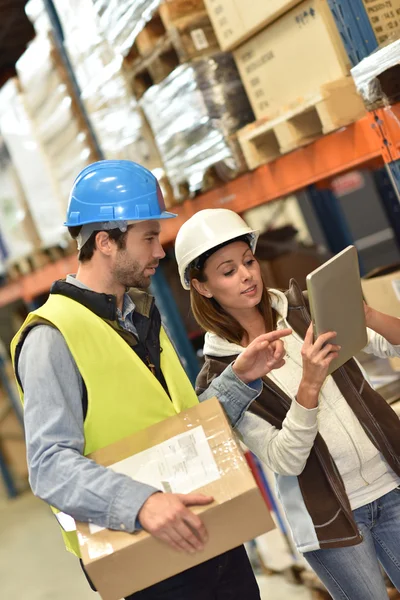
[114,255,156,290]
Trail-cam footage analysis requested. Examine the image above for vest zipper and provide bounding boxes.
[146,355,156,377]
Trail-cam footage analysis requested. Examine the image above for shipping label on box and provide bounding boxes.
[204,0,303,50]
[363,0,400,45]
[78,398,274,600]
[233,0,350,120]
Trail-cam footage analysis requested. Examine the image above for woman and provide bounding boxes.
[175,208,400,600]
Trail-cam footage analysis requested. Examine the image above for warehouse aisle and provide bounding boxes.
[0,491,312,600]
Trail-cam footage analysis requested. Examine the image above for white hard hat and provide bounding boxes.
[175,209,259,290]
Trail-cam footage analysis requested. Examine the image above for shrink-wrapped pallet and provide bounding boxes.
[50,0,170,195]
[92,0,161,57]
[0,142,39,265]
[141,53,254,195]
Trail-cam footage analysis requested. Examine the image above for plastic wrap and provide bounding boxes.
[25,0,52,35]
[52,0,164,165]
[140,53,254,195]
[0,142,38,264]
[351,40,400,107]
[91,0,161,57]
[0,79,68,249]
[16,35,98,207]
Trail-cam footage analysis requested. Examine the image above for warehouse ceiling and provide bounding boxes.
[0,0,34,85]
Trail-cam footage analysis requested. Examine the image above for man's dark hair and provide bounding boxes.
[68,226,129,262]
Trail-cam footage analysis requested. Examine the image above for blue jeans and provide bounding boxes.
[304,487,400,600]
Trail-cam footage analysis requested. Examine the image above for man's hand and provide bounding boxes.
[138,492,214,553]
[232,329,292,384]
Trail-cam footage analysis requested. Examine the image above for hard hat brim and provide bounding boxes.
[64,211,177,227]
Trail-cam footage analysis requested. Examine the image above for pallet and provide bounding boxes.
[135,0,207,56]
[159,0,206,29]
[125,10,219,99]
[237,78,367,170]
[126,36,180,99]
[7,240,77,281]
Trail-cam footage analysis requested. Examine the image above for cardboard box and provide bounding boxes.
[78,398,274,600]
[233,0,350,120]
[203,0,303,51]
[362,265,400,371]
[362,0,400,45]
[205,0,400,53]
[362,265,400,318]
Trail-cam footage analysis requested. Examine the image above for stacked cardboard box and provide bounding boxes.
[233,0,353,122]
[202,0,366,169]
[205,0,400,52]
[213,0,400,126]
[204,0,302,51]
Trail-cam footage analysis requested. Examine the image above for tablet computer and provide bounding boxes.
[306,245,368,375]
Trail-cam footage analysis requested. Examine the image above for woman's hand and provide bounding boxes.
[232,329,292,384]
[300,324,340,393]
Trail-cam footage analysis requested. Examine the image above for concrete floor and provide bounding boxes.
[0,490,312,600]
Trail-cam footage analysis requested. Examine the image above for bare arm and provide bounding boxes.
[365,304,400,346]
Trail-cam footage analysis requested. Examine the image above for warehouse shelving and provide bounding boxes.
[0,0,399,509]
[1,102,400,308]
[0,0,400,380]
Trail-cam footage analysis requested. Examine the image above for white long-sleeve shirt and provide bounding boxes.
[204,289,400,510]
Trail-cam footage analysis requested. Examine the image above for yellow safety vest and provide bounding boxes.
[11,293,199,557]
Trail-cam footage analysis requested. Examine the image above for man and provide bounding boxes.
[11,160,286,599]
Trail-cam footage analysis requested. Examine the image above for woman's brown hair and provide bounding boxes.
[189,259,277,346]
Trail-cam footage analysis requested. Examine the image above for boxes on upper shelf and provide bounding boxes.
[203,0,303,51]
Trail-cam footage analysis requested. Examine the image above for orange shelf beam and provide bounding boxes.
[0,255,78,307]
[160,108,389,244]
[1,105,399,308]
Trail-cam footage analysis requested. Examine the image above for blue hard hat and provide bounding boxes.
[65,160,176,226]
